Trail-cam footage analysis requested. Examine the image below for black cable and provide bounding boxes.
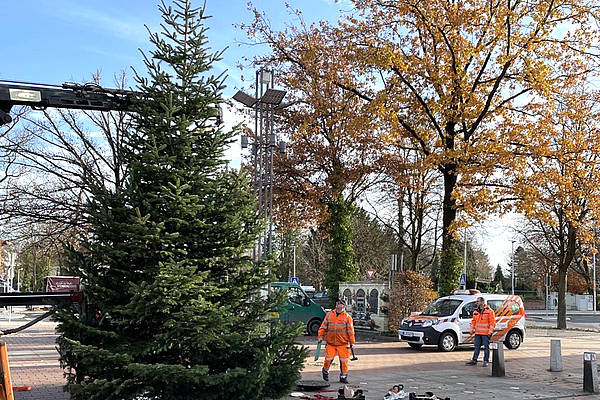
[0,310,53,336]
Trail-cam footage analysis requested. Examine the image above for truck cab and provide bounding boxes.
[270,282,326,336]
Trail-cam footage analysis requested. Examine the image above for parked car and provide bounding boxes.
[311,291,330,309]
[398,289,525,352]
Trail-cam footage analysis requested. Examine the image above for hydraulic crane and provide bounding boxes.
[0,79,222,313]
[0,79,135,126]
[0,79,134,311]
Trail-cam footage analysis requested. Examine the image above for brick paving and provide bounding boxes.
[1,320,67,400]
[1,316,600,400]
[285,328,600,399]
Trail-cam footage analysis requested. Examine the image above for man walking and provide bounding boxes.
[466,296,496,367]
[318,298,355,383]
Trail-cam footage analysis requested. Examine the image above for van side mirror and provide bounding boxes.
[303,298,311,307]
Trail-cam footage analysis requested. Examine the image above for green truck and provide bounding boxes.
[270,282,326,336]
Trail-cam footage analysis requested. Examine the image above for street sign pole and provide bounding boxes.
[593,250,596,314]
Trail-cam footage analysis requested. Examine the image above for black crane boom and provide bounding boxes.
[0,80,135,125]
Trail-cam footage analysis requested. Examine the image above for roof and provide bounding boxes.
[441,293,516,301]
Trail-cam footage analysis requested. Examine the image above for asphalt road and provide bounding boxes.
[527,311,600,329]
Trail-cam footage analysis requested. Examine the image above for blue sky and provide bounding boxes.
[1,0,350,96]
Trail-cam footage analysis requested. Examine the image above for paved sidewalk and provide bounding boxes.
[0,320,67,400]
[2,317,600,400]
[284,328,600,399]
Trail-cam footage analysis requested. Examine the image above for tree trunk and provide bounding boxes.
[557,222,577,329]
[557,264,567,329]
[438,163,461,295]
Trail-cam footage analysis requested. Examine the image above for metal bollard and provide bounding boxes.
[583,352,599,393]
[550,339,563,372]
[491,341,505,377]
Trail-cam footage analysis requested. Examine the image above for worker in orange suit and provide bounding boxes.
[318,298,355,383]
[466,296,496,367]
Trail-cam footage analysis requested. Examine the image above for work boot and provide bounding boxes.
[322,368,329,381]
[339,374,348,383]
[482,361,489,367]
[465,360,477,365]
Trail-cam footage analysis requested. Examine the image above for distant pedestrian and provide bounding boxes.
[318,298,356,383]
[466,296,496,367]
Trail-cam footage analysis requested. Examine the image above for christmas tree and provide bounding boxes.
[54,1,306,399]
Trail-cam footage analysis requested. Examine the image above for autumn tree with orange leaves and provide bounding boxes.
[249,0,600,295]
[507,89,600,328]
[243,20,388,301]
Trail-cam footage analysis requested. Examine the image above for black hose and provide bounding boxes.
[0,311,53,336]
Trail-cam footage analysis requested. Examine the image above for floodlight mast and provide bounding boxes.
[234,69,287,261]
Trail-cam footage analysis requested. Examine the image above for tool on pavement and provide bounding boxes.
[408,392,450,400]
[337,386,365,400]
[384,384,407,399]
[315,340,323,361]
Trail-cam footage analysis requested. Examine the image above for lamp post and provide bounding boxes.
[17,268,22,292]
[593,250,597,314]
[293,244,296,279]
[233,69,287,261]
[463,228,467,289]
[511,240,516,295]
[593,225,597,314]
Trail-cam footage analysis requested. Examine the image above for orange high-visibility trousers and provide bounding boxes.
[323,344,350,374]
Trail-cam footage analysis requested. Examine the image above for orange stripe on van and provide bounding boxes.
[495,296,517,318]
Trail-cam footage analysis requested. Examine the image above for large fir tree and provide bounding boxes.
[54,2,306,399]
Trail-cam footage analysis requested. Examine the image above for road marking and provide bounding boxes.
[10,363,59,368]
[9,350,57,356]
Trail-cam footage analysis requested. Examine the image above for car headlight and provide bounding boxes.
[422,320,433,328]
[401,318,406,326]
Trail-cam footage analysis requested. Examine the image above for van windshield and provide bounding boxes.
[421,299,463,317]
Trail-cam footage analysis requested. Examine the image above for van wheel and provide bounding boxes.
[504,330,522,349]
[307,319,321,336]
[408,343,423,350]
[438,332,457,352]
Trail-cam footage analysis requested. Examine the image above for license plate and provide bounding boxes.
[400,330,414,337]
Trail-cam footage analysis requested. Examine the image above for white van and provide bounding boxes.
[397,290,525,352]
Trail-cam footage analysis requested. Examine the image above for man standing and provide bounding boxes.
[466,296,496,367]
[318,298,355,383]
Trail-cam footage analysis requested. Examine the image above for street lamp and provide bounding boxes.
[233,68,287,261]
[463,228,467,289]
[511,240,516,295]
[293,244,296,279]
[593,225,597,314]
[17,268,23,292]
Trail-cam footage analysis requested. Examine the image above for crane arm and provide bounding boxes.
[0,80,135,125]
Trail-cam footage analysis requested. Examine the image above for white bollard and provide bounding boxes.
[550,339,563,372]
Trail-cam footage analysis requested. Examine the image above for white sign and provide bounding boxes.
[366,269,375,279]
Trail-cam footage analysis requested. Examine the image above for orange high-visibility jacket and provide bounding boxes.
[318,310,356,346]
[470,305,496,335]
